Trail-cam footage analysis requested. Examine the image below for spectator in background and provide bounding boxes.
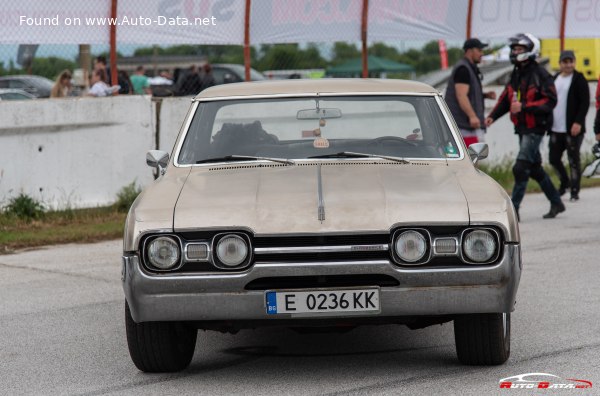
[176,65,202,96]
[486,33,564,220]
[200,63,216,92]
[50,69,73,98]
[148,70,173,86]
[94,56,110,84]
[130,65,151,95]
[87,69,111,97]
[445,38,496,147]
[548,50,589,201]
[118,70,133,95]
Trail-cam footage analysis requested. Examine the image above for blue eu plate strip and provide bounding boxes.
[266,292,278,314]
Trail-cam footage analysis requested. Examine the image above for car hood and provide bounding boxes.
[174,161,470,234]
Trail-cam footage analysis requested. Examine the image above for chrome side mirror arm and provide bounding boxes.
[146,150,170,175]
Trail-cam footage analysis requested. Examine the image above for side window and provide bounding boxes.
[0,80,8,88]
[212,67,242,85]
[3,93,30,100]
[211,68,226,85]
[9,80,26,89]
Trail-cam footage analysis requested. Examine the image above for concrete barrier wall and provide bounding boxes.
[0,92,598,209]
[0,96,157,209]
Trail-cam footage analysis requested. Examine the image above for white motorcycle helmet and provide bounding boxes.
[509,33,540,64]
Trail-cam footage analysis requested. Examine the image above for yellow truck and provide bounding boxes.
[541,38,600,81]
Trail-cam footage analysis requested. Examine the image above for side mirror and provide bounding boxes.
[467,143,488,165]
[146,150,169,175]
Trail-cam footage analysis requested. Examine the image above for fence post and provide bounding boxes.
[466,0,473,39]
[110,0,118,91]
[361,0,369,78]
[244,0,252,81]
[560,0,568,51]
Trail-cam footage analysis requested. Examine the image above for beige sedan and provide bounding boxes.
[122,79,520,372]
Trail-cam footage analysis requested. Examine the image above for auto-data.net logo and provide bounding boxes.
[499,373,592,389]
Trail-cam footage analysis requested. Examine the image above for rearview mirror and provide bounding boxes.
[297,108,342,120]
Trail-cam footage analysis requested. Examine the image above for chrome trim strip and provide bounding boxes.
[254,244,389,255]
[435,94,466,160]
[317,163,325,222]
[172,100,199,167]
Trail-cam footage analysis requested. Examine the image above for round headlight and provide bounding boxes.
[147,236,180,270]
[394,230,427,263]
[463,230,496,263]
[216,235,248,267]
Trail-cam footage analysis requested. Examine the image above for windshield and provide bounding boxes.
[177,95,460,165]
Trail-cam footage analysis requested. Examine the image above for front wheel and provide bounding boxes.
[454,313,510,365]
[125,301,197,372]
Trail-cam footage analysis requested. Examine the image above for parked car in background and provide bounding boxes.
[123,79,521,372]
[0,88,36,100]
[0,75,53,98]
[152,64,265,97]
[211,63,265,84]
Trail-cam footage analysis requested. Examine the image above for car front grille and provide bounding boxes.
[253,234,389,248]
[253,234,391,263]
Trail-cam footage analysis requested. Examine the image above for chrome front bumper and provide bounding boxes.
[123,244,521,323]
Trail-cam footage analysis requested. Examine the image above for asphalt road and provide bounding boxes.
[1,188,599,395]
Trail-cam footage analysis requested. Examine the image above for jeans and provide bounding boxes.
[511,133,561,209]
[548,131,584,196]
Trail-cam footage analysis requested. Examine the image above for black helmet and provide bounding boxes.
[509,33,540,64]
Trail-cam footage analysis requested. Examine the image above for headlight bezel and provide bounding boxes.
[460,228,501,265]
[391,228,432,265]
[211,232,253,270]
[143,234,183,271]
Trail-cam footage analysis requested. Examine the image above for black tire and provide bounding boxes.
[454,312,510,365]
[125,301,197,372]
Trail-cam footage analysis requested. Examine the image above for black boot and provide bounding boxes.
[543,201,566,219]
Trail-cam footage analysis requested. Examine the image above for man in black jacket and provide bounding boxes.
[548,50,590,201]
[486,33,564,219]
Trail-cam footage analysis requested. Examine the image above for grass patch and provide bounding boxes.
[479,156,600,193]
[0,206,126,254]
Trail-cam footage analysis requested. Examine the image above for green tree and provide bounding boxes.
[368,42,401,61]
[330,42,360,65]
[254,44,326,71]
[31,57,77,80]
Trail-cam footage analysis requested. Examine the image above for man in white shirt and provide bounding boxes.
[548,50,590,201]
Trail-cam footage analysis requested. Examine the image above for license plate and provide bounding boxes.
[265,288,380,315]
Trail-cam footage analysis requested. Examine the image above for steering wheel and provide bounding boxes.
[369,136,418,147]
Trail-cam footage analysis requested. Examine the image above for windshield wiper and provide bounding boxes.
[308,151,409,164]
[196,155,295,165]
